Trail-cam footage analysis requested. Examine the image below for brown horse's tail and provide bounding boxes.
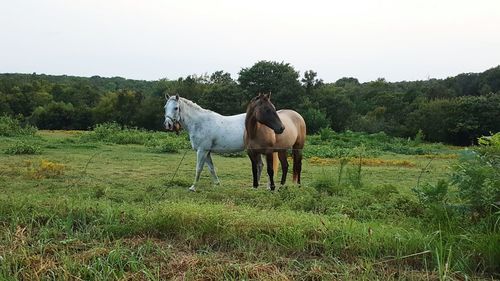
[273,152,279,175]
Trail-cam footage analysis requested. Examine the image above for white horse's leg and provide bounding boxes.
[190,149,208,192]
[205,152,220,185]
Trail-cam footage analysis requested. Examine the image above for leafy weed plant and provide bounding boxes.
[4,140,41,155]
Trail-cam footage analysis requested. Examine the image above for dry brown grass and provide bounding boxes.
[309,156,416,168]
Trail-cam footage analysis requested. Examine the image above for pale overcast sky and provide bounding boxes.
[1,0,499,82]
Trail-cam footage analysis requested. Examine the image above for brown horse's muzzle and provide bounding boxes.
[274,125,285,134]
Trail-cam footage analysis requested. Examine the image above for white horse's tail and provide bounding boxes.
[273,152,279,175]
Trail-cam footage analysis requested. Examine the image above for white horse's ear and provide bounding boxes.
[175,94,179,101]
[165,93,170,100]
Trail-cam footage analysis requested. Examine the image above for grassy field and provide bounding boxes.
[0,128,498,280]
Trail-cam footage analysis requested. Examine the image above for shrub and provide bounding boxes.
[369,184,399,199]
[305,130,441,158]
[4,140,41,155]
[80,122,146,144]
[80,123,191,152]
[303,145,359,158]
[96,122,146,144]
[414,129,425,144]
[412,179,449,205]
[451,133,500,216]
[145,137,184,153]
[319,127,336,141]
[302,108,329,134]
[0,115,37,137]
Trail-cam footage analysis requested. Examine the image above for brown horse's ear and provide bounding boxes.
[175,94,179,101]
[267,92,272,100]
[263,93,270,100]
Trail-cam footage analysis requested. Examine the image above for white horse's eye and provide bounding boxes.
[174,107,178,110]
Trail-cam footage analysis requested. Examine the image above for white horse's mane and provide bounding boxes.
[169,96,212,114]
[180,97,208,112]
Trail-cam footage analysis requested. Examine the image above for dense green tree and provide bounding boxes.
[406,99,458,143]
[302,70,323,96]
[301,107,329,134]
[334,77,360,87]
[1,64,499,145]
[314,85,355,131]
[30,101,76,129]
[0,91,12,115]
[238,61,304,109]
[169,75,207,101]
[93,90,143,126]
[448,94,500,145]
[135,95,164,130]
[199,71,245,115]
[479,66,500,93]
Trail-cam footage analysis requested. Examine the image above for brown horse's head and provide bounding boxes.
[247,93,285,134]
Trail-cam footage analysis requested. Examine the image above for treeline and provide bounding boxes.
[1,61,499,145]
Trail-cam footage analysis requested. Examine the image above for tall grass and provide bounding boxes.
[1,196,495,279]
[1,129,498,279]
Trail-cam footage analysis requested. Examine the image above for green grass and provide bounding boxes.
[0,130,498,280]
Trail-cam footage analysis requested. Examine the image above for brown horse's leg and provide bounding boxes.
[247,151,260,188]
[256,154,263,183]
[278,150,288,185]
[265,153,276,191]
[292,149,303,185]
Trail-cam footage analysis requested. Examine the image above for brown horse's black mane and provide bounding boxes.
[245,97,259,139]
[245,93,274,139]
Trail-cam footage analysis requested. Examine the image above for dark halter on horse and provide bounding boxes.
[165,93,183,135]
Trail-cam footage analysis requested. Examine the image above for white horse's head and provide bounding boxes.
[164,94,182,133]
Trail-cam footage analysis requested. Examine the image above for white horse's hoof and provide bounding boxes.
[188,186,196,192]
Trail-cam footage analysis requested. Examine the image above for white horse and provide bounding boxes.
[164,94,246,191]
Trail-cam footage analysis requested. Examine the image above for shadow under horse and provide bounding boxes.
[244,93,306,190]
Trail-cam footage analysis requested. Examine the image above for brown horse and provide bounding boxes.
[244,93,306,190]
